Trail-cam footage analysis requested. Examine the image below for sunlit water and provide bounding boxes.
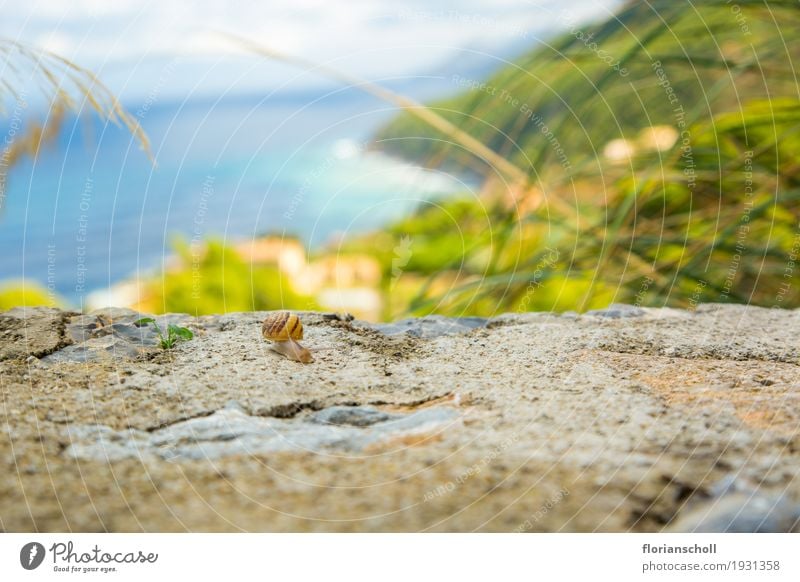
[0,87,466,307]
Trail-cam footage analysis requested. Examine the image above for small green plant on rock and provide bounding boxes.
[134,318,194,350]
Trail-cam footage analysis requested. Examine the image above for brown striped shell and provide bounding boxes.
[262,312,304,341]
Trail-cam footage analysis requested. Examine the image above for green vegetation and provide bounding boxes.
[376,1,799,174]
[141,239,317,315]
[134,317,194,350]
[4,4,800,320]
[366,0,800,317]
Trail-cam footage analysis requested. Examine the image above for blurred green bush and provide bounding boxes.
[143,239,317,315]
[368,0,800,317]
[0,282,58,310]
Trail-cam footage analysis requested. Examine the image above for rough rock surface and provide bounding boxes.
[0,304,798,532]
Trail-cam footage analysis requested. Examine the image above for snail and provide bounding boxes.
[262,312,313,363]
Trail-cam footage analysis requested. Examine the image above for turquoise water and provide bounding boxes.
[0,88,463,307]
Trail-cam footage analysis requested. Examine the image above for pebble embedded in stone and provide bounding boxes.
[668,492,800,533]
[586,304,646,318]
[370,315,487,338]
[63,404,461,461]
[310,405,394,427]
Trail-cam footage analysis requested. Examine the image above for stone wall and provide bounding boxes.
[0,305,798,532]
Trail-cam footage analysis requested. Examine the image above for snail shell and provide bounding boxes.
[262,312,313,363]
[262,312,304,341]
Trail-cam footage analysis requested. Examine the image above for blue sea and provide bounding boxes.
[0,85,467,308]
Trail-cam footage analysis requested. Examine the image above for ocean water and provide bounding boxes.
[0,87,464,307]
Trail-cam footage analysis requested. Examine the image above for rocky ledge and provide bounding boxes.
[1,305,799,532]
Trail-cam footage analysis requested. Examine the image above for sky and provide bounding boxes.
[0,0,622,104]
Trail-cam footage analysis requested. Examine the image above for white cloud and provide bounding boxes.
[1,0,621,101]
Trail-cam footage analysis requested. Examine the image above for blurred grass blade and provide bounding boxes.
[220,33,528,186]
